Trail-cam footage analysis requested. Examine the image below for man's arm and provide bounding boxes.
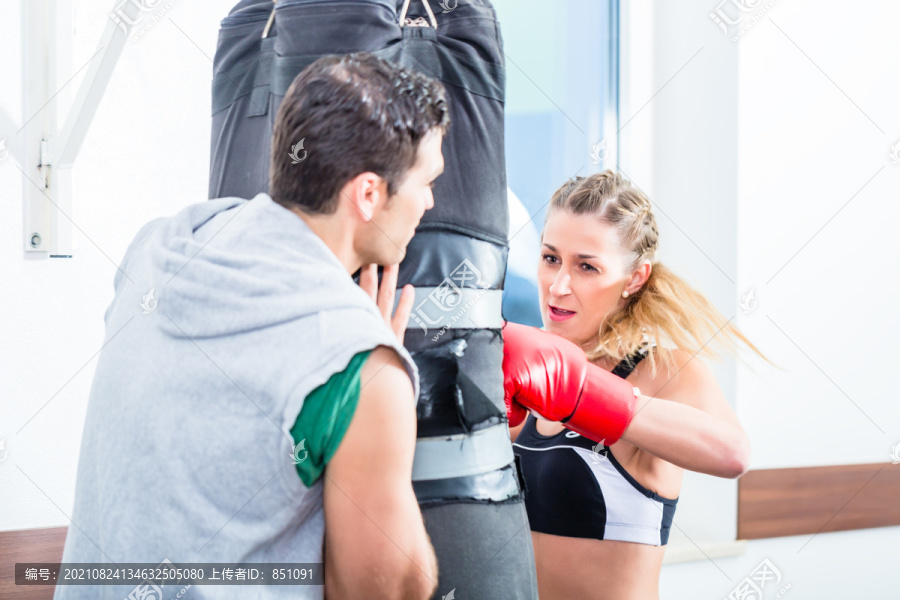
[323,345,438,600]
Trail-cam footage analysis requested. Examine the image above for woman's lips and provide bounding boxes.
[548,305,576,322]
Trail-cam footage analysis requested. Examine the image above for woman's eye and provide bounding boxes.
[541,254,598,273]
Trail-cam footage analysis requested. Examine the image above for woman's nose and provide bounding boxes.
[549,270,571,296]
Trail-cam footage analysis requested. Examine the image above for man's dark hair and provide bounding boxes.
[269,52,450,215]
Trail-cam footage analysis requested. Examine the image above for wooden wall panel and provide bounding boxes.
[738,463,900,539]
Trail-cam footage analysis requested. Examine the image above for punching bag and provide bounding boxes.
[208,2,537,598]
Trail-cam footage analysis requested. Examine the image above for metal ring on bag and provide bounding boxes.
[399,0,438,30]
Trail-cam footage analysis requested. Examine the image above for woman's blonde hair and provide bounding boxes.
[545,170,775,376]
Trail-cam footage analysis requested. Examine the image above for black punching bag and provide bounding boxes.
[208,2,537,598]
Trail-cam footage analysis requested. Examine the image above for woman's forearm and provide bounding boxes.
[620,395,750,478]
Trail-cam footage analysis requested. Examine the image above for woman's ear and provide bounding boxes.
[626,261,652,293]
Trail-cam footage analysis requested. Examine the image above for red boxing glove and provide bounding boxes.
[502,321,640,445]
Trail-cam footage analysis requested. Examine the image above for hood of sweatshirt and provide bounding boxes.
[126,193,380,341]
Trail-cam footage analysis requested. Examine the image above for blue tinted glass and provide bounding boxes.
[495,0,619,326]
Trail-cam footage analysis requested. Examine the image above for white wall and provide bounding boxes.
[619,0,900,597]
[1,0,234,531]
[622,0,744,549]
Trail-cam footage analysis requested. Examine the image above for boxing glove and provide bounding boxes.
[502,321,640,444]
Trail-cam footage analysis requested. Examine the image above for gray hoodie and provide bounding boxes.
[54,192,419,600]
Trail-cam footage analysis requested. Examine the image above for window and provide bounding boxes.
[497,0,619,325]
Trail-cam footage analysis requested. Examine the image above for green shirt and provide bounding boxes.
[289,350,371,487]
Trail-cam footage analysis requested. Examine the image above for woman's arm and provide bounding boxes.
[502,322,750,476]
[508,422,525,444]
[621,351,750,479]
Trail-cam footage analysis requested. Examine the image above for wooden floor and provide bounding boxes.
[0,526,67,600]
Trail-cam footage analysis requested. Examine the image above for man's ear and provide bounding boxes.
[345,172,385,223]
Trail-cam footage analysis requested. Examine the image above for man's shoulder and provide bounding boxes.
[360,346,415,385]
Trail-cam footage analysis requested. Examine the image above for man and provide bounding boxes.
[208,4,541,598]
[55,53,447,600]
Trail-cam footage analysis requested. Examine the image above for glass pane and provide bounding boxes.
[494,0,619,326]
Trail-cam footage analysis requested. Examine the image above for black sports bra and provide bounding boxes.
[512,343,678,546]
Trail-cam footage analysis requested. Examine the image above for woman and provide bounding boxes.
[508,170,772,600]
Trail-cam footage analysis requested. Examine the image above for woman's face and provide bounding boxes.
[537,208,638,350]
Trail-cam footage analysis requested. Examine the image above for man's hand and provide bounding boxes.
[358,264,415,345]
